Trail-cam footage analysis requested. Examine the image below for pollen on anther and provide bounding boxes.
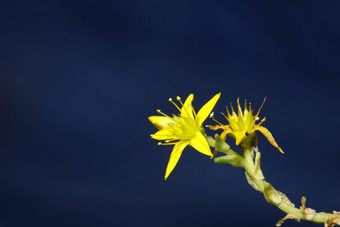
[168,98,173,102]
[177,96,185,107]
[157,142,162,146]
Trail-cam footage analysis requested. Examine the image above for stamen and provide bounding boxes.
[176,96,193,118]
[256,117,266,126]
[177,96,184,106]
[159,142,177,146]
[255,97,267,119]
[157,109,171,118]
[221,112,229,120]
[158,141,177,146]
[176,97,185,109]
[169,98,181,112]
[211,115,223,125]
[244,99,248,111]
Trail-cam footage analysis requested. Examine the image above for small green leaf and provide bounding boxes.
[214,154,244,167]
[206,136,215,148]
[245,171,260,191]
[263,182,282,205]
[253,151,265,180]
[214,134,230,153]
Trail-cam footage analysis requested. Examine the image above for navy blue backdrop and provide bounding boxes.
[0,1,339,226]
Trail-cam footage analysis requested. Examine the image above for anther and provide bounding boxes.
[176,96,185,106]
[168,98,173,102]
[157,142,162,146]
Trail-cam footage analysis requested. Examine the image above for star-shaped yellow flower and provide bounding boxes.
[149,93,221,180]
[208,98,283,153]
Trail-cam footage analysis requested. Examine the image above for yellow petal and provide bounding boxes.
[180,94,194,118]
[220,125,232,141]
[244,110,254,131]
[196,93,221,126]
[165,141,189,180]
[220,129,244,145]
[233,131,245,145]
[148,116,175,130]
[151,128,172,140]
[237,98,243,118]
[189,131,212,157]
[256,126,284,153]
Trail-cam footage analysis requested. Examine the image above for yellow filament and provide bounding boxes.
[158,141,178,146]
[169,98,181,112]
[255,97,266,119]
[221,112,229,121]
[176,96,192,118]
[211,115,223,126]
[256,117,266,127]
[157,109,171,118]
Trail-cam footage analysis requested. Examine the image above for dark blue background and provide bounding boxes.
[0,1,339,226]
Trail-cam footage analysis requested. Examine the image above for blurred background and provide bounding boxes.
[0,1,339,226]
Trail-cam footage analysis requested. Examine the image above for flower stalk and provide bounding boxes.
[211,135,340,226]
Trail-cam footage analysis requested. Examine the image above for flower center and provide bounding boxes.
[156,97,200,143]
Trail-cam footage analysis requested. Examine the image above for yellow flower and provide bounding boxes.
[149,93,221,180]
[208,98,283,153]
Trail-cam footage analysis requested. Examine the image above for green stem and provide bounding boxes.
[243,146,338,223]
[211,136,340,226]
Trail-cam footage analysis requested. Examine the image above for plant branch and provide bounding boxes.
[209,135,340,227]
